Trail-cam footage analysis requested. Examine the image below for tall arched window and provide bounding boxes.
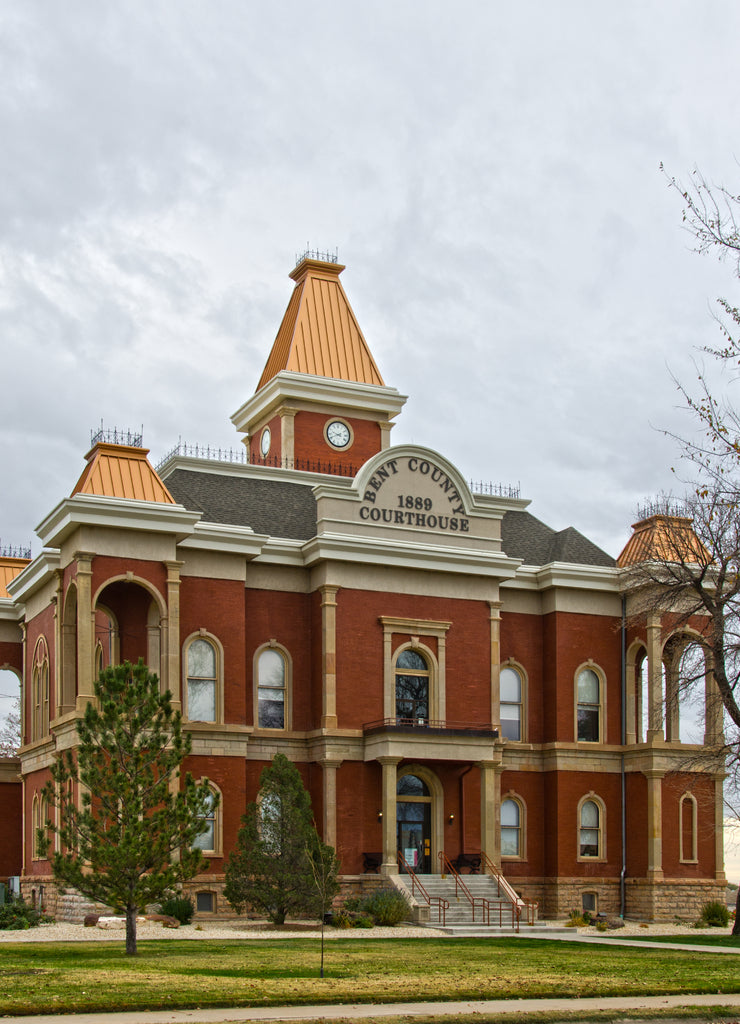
[501,797,524,858]
[184,635,220,723]
[500,666,525,741]
[680,792,698,863]
[576,667,602,742]
[32,792,48,860]
[257,648,287,729]
[395,650,430,724]
[579,798,603,859]
[31,638,50,742]
[192,783,221,856]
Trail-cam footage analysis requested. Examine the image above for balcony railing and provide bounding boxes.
[364,718,498,738]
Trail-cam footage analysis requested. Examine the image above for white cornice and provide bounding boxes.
[0,597,23,622]
[36,494,202,548]
[300,532,521,578]
[231,371,407,434]
[502,562,621,592]
[178,521,269,558]
[6,549,61,603]
[253,537,307,566]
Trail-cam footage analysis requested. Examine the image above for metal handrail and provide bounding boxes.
[479,850,538,926]
[398,852,448,926]
[438,852,493,926]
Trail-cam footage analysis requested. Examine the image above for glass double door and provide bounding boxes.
[397,800,431,873]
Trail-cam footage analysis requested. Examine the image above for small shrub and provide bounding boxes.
[158,895,194,925]
[566,910,588,927]
[595,920,608,932]
[329,910,353,929]
[360,888,410,926]
[699,901,730,928]
[0,897,48,931]
[353,914,374,928]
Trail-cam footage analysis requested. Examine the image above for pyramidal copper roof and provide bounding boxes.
[0,556,30,599]
[617,514,710,568]
[71,443,176,504]
[256,258,385,391]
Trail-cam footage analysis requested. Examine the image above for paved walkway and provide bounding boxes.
[5,992,740,1024]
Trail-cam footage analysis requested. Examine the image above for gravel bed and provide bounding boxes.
[0,918,719,943]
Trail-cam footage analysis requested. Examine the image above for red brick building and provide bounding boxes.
[0,254,726,920]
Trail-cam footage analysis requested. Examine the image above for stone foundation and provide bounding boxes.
[625,877,727,922]
[23,872,392,923]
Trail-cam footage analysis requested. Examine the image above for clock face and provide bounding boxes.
[326,420,351,449]
[260,427,271,457]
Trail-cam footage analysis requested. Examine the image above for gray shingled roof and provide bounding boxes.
[164,468,615,566]
[163,469,317,541]
[501,510,615,567]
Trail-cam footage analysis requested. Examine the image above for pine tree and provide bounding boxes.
[224,753,338,926]
[39,659,215,955]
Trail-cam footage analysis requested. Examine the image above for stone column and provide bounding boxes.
[75,553,95,712]
[646,613,664,741]
[281,408,297,466]
[320,586,339,730]
[488,600,502,731]
[379,420,394,450]
[479,757,502,865]
[52,571,63,721]
[164,561,183,710]
[704,652,724,746]
[379,756,400,874]
[645,768,664,880]
[321,759,342,848]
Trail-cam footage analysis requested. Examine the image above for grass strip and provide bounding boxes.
[1,937,740,1016]
[599,933,740,947]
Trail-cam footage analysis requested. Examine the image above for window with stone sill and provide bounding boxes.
[183,634,222,724]
[256,646,290,729]
[500,665,525,741]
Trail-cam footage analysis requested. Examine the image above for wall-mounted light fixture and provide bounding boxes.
[377,810,383,820]
[448,813,455,823]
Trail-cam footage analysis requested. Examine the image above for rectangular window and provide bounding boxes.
[196,891,214,913]
[188,680,216,722]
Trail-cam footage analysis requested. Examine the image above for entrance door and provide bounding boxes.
[397,773,432,873]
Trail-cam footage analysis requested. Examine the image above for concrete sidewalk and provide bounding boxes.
[4,993,740,1024]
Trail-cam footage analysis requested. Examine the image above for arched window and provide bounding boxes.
[395,650,430,725]
[259,792,283,853]
[192,784,221,856]
[576,666,603,743]
[183,635,220,723]
[257,648,288,729]
[680,792,698,863]
[31,638,50,742]
[579,797,604,859]
[501,797,524,858]
[32,792,48,860]
[500,665,525,741]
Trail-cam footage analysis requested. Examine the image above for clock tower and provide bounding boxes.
[231,252,406,474]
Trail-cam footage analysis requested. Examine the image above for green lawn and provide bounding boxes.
[1,937,740,1017]
[604,932,740,946]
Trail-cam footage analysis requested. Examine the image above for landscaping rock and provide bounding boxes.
[145,914,179,928]
[83,914,99,927]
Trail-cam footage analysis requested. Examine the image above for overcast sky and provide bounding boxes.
[2,0,740,869]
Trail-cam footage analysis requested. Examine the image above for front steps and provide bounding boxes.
[398,873,554,935]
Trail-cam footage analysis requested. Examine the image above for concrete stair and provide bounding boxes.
[398,872,555,935]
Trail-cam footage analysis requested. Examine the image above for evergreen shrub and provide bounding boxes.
[159,895,195,925]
